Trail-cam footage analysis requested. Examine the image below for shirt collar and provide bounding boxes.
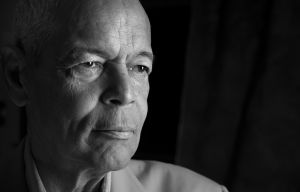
[24,136,111,192]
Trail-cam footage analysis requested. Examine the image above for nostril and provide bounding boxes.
[101,89,134,106]
[109,99,123,106]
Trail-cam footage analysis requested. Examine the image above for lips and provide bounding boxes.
[92,126,135,140]
[94,130,134,140]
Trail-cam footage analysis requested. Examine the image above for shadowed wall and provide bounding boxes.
[176,0,300,191]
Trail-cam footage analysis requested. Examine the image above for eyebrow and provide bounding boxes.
[58,47,111,62]
[136,51,155,63]
[58,46,155,65]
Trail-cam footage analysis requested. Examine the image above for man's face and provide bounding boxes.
[23,0,152,173]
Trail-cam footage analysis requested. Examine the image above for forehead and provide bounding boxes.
[72,0,149,29]
[53,0,151,60]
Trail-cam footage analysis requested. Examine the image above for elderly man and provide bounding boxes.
[0,0,227,191]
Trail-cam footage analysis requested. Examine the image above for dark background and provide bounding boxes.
[1,0,300,191]
[134,0,190,163]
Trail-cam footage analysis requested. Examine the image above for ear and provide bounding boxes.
[0,46,28,107]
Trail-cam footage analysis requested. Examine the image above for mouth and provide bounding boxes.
[92,129,134,140]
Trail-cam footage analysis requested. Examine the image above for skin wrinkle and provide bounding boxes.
[5,0,152,191]
[122,1,137,53]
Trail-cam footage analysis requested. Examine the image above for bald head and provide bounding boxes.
[11,0,150,62]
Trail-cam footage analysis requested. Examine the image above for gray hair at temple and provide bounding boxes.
[8,0,60,60]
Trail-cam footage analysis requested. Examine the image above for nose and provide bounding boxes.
[100,66,134,106]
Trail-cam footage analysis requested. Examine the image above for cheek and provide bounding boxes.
[63,87,98,121]
[28,74,99,135]
[133,76,150,99]
[133,79,149,119]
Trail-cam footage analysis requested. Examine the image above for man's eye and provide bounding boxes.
[129,65,150,75]
[80,61,102,68]
[68,61,104,81]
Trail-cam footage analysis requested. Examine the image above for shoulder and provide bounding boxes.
[127,160,228,192]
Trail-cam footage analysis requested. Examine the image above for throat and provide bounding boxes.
[33,159,109,192]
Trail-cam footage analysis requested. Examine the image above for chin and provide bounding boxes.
[108,149,133,170]
[90,138,139,173]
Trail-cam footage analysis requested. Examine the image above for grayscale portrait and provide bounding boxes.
[0,0,228,191]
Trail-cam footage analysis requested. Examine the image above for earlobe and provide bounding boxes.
[0,46,28,107]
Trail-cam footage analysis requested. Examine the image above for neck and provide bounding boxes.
[29,141,107,192]
[36,161,105,192]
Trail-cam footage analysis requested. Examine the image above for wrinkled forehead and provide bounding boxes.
[52,0,151,53]
[81,1,149,37]
[57,0,150,35]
